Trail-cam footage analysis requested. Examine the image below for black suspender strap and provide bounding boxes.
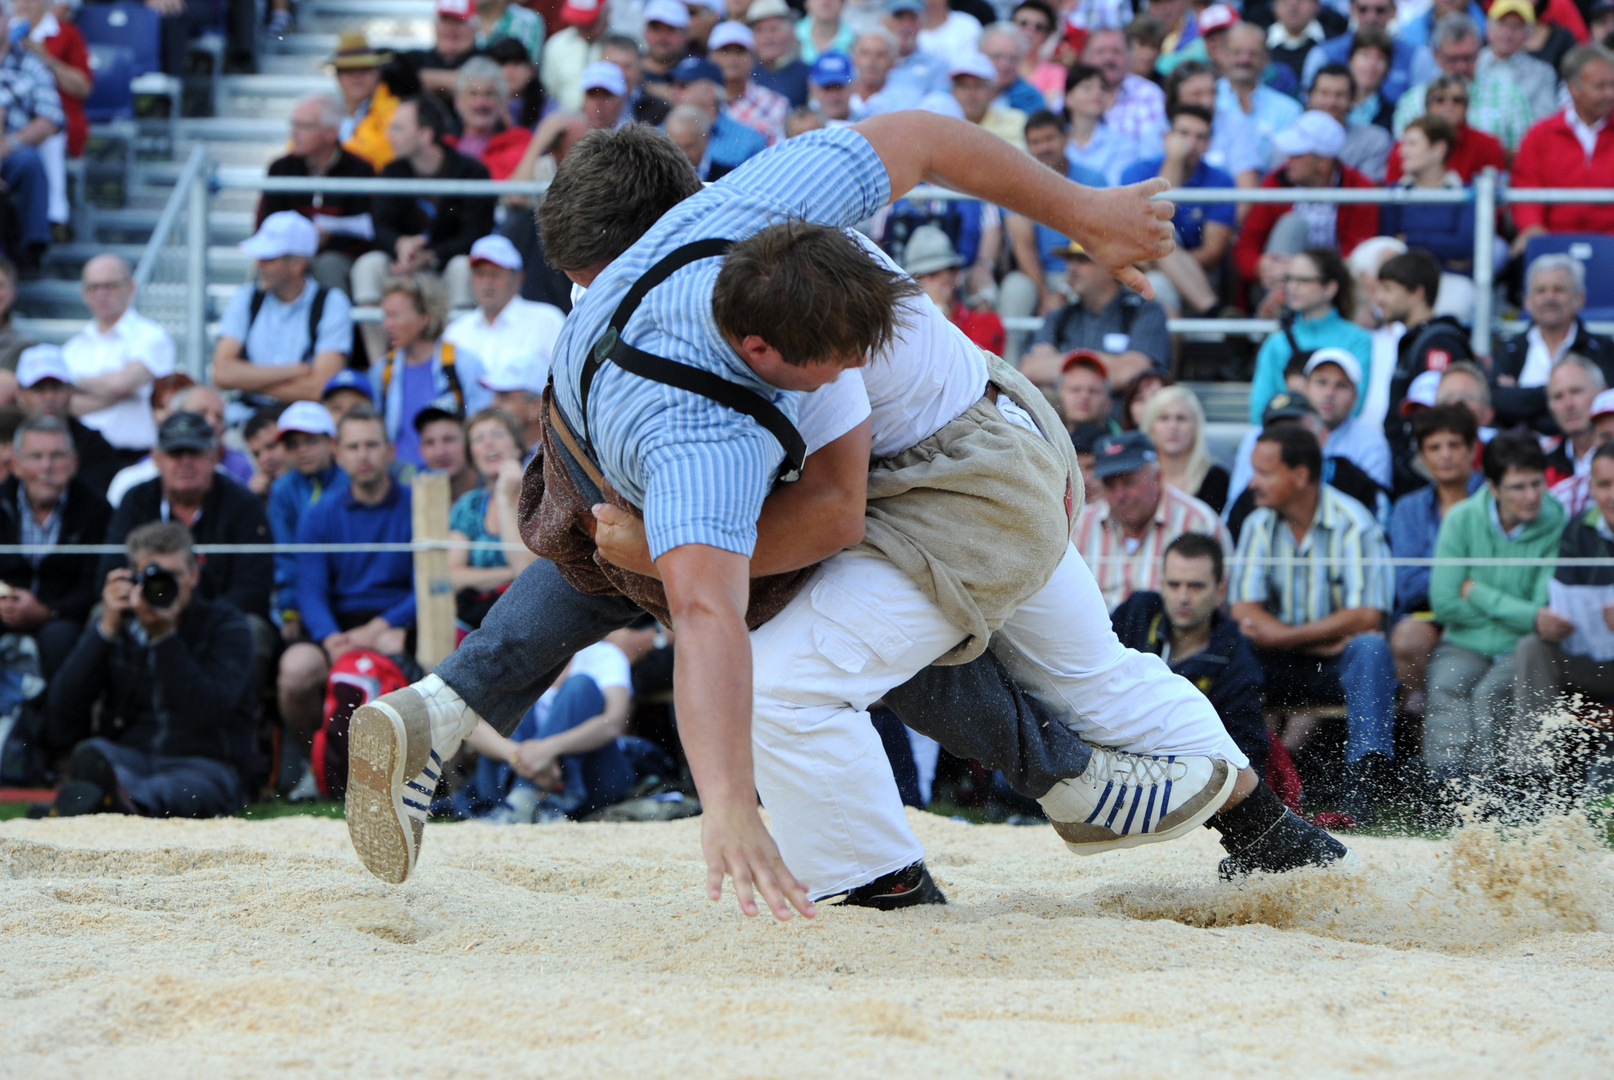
[577,238,806,484]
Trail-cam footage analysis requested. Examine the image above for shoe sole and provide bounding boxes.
[346,692,431,884]
[1056,758,1239,856]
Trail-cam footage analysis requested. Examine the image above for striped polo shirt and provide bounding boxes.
[1231,484,1394,625]
[550,128,891,560]
[1073,483,1231,612]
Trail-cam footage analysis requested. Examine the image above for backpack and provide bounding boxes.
[246,284,330,363]
[311,648,412,799]
[379,340,466,417]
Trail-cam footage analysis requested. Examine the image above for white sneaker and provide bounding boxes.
[346,675,478,883]
[1039,747,1236,855]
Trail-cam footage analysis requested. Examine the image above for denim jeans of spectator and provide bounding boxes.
[1,144,51,251]
[514,675,638,816]
[1425,641,1516,777]
[79,737,245,817]
[1257,633,1397,763]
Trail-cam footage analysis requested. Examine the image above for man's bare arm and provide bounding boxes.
[658,542,814,921]
[853,112,1175,298]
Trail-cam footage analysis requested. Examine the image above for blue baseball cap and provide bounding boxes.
[810,51,853,87]
[322,368,375,401]
[1092,431,1159,480]
[670,56,724,85]
[886,0,923,13]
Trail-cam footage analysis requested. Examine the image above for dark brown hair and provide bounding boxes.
[1404,113,1456,157]
[538,124,703,273]
[712,222,921,367]
[1296,246,1358,321]
[1482,428,1548,487]
[1256,422,1323,488]
[1411,402,1478,449]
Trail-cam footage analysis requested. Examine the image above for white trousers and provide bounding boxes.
[42,132,67,225]
[749,542,1247,898]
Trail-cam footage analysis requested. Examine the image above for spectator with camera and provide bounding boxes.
[278,407,416,754]
[37,522,258,818]
[0,414,111,680]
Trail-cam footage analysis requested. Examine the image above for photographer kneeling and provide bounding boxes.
[37,522,258,817]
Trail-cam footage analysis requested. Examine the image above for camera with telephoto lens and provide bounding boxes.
[137,565,180,608]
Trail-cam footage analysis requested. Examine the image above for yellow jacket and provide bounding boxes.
[343,82,399,170]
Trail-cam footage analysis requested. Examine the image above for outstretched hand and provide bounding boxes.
[1073,177,1178,299]
[701,798,815,921]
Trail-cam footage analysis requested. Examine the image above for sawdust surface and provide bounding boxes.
[2,810,1611,1078]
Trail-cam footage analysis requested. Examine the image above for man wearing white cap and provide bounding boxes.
[640,0,694,100]
[14,344,119,496]
[1304,347,1391,490]
[213,211,355,406]
[399,0,483,94]
[267,400,344,641]
[59,256,174,463]
[944,51,1024,148]
[542,0,611,112]
[1232,110,1380,308]
[443,235,565,395]
[747,0,812,108]
[578,61,629,129]
[709,21,789,145]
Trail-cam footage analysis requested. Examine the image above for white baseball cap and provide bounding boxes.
[581,60,628,96]
[643,0,691,28]
[1272,110,1347,159]
[1304,347,1363,388]
[239,210,320,260]
[479,360,547,395]
[16,344,71,389]
[948,51,996,82]
[1402,368,1442,414]
[275,400,337,440]
[468,233,524,271]
[707,20,755,51]
[1591,388,1614,422]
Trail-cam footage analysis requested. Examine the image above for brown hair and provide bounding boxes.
[1411,402,1478,449]
[336,403,388,442]
[1404,113,1456,157]
[466,406,525,452]
[127,520,197,567]
[713,222,921,367]
[538,124,703,274]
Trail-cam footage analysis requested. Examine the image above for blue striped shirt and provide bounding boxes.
[550,127,892,559]
[1231,485,1394,625]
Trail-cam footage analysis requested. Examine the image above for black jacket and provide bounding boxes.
[1389,315,1471,418]
[67,417,119,498]
[45,596,258,779]
[0,476,112,625]
[1491,320,1614,434]
[258,147,377,259]
[99,474,273,620]
[1110,591,1272,779]
[373,147,495,267]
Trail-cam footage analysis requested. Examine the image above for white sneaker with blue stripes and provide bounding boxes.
[1038,746,1236,855]
[346,675,476,884]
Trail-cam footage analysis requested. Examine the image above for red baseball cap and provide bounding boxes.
[436,0,472,20]
[1061,349,1109,379]
[560,0,606,27]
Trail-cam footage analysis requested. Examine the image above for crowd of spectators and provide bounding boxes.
[2,0,1612,828]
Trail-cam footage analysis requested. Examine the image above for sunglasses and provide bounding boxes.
[1428,94,1469,104]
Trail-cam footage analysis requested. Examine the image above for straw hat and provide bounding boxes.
[329,32,392,70]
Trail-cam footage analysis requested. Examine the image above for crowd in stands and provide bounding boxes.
[2,0,1613,829]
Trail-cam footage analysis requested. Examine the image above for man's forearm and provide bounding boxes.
[1289,607,1382,649]
[751,421,869,576]
[213,351,313,393]
[14,117,56,147]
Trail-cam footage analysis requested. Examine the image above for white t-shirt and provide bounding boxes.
[917,10,983,66]
[61,309,176,450]
[443,297,566,391]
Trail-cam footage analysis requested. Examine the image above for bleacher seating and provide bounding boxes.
[76,1,163,77]
[83,46,137,124]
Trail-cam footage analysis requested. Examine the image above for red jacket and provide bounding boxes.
[950,302,1005,356]
[1232,164,1380,282]
[1510,109,1614,235]
[445,126,532,181]
[1384,123,1507,184]
[40,24,91,157]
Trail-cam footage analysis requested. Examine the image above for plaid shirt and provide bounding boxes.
[0,48,63,137]
[1393,72,1535,152]
[1073,482,1230,611]
[17,485,64,568]
[727,80,790,147]
[1231,484,1394,626]
[1104,73,1165,146]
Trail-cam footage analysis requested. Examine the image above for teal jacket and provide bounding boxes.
[1430,487,1566,657]
[1249,309,1375,424]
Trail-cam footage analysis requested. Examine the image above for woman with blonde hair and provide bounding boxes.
[1142,384,1229,513]
[369,273,486,467]
[449,408,536,629]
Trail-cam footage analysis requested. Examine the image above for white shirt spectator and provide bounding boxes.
[918,11,982,66]
[1519,324,1576,388]
[61,308,176,450]
[443,296,566,390]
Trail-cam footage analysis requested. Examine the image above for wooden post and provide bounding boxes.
[410,471,456,671]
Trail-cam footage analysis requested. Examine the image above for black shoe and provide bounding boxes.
[1218,809,1354,880]
[50,780,116,816]
[835,860,946,911]
[68,743,133,814]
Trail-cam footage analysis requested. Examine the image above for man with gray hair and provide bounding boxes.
[978,22,1044,114]
[257,93,378,292]
[447,56,533,178]
[1510,44,1614,250]
[1544,354,1609,483]
[664,103,720,178]
[849,28,916,117]
[1492,253,1614,432]
[1392,13,1534,151]
[0,412,112,680]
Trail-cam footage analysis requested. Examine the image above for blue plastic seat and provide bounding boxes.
[83,45,136,123]
[1523,233,1614,323]
[76,2,162,78]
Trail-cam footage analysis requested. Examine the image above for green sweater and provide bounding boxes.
[1430,488,1566,658]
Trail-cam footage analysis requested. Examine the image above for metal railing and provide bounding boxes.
[171,162,1614,375]
[133,145,210,380]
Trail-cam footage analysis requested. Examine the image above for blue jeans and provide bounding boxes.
[1257,634,1397,763]
[81,737,245,817]
[1,144,49,250]
[512,675,637,815]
